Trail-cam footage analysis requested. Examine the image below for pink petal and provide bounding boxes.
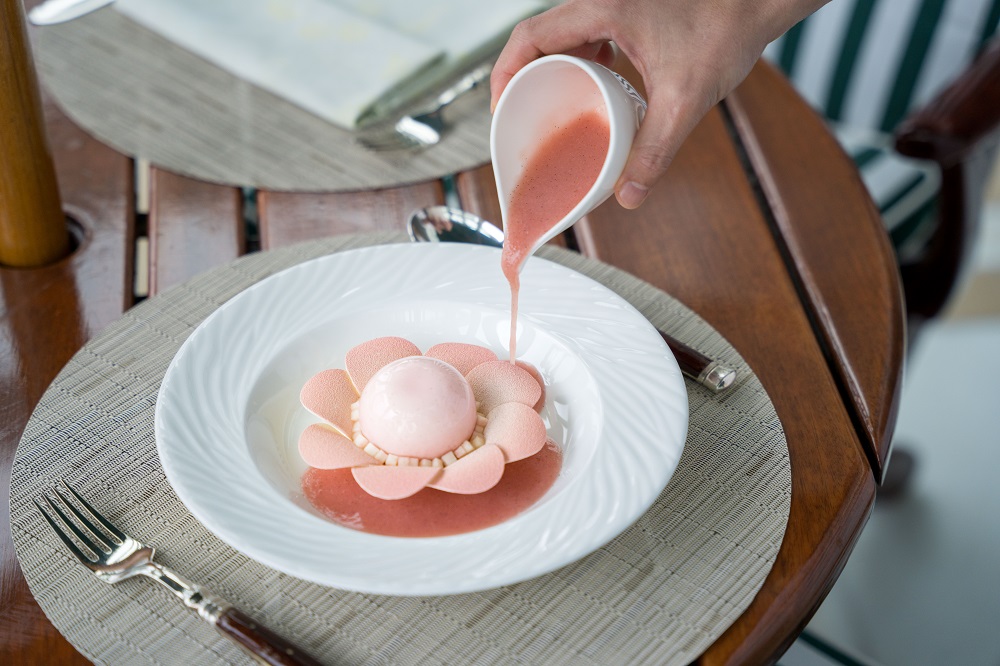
[428,444,505,494]
[300,369,358,435]
[345,336,421,392]
[352,466,440,500]
[299,424,378,469]
[425,343,498,376]
[485,403,547,463]
[466,360,542,414]
[515,361,546,412]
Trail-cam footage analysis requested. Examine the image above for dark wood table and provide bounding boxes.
[0,24,904,665]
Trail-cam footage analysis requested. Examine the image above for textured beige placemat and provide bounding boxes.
[10,233,791,665]
[32,9,496,191]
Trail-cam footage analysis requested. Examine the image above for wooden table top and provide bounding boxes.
[0,56,904,664]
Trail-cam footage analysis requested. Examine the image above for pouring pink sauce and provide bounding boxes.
[500,108,611,361]
[299,104,609,538]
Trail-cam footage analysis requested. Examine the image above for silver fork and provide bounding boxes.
[356,63,492,151]
[35,482,322,666]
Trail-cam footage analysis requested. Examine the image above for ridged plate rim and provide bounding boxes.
[155,243,687,595]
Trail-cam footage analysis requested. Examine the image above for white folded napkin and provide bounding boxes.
[338,0,547,123]
[342,0,544,62]
[115,0,547,129]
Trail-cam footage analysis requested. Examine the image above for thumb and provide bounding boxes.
[615,94,698,209]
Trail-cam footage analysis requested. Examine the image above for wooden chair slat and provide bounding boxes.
[257,183,446,248]
[147,168,244,296]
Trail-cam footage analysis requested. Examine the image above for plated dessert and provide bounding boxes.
[297,106,612,537]
[297,64,615,538]
[155,239,684,593]
[298,336,559,537]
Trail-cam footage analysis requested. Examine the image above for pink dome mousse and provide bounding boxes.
[358,356,477,459]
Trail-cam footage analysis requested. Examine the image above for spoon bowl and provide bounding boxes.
[408,205,503,247]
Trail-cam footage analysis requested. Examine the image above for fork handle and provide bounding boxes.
[216,608,324,666]
[143,561,323,664]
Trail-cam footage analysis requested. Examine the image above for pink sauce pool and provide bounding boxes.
[302,440,562,537]
[501,109,610,361]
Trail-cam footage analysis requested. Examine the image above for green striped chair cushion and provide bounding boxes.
[765,0,1000,132]
[763,0,999,251]
[834,126,939,256]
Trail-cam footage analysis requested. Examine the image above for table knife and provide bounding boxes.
[658,331,737,393]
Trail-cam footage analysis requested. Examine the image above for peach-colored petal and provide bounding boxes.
[425,343,498,376]
[485,403,547,463]
[428,444,505,494]
[466,360,542,414]
[352,465,440,500]
[299,424,378,469]
[300,369,358,435]
[515,361,546,412]
[345,336,421,392]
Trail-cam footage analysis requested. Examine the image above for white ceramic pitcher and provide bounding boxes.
[489,54,647,259]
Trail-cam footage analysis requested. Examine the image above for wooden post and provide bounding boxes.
[0,0,69,267]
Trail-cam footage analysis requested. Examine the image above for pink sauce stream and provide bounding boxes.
[303,440,562,537]
[500,109,610,361]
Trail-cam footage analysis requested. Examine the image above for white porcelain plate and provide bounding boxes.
[156,243,687,595]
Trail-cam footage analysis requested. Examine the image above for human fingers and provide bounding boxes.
[563,41,617,69]
[490,3,613,111]
[578,41,617,69]
[491,41,615,111]
[614,90,707,209]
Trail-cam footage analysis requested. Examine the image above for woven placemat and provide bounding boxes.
[10,233,791,665]
[33,9,496,191]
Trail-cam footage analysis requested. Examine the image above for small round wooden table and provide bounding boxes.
[0,42,903,666]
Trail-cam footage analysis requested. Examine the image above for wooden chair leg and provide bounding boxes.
[877,447,917,500]
[0,0,69,267]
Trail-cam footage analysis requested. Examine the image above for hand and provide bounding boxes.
[490,0,827,208]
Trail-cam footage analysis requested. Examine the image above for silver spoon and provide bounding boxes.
[407,206,737,393]
[28,0,115,25]
[408,205,504,247]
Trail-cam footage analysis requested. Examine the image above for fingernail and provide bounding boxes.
[618,182,648,209]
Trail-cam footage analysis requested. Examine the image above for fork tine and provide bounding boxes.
[58,482,126,543]
[35,496,102,561]
[45,488,111,557]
